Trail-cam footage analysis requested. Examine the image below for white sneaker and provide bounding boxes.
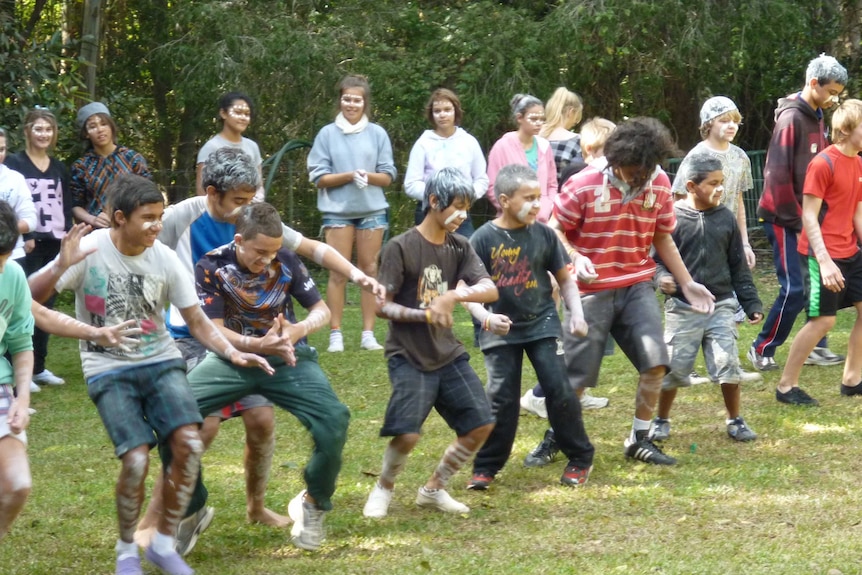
[289,489,326,550]
[32,369,65,386]
[519,389,548,418]
[415,487,469,514]
[327,330,344,353]
[360,331,383,351]
[580,390,609,410]
[740,369,763,383]
[29,381,41,393]
[363,483,393,518]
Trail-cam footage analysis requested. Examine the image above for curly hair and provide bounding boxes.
[604,117,674,170]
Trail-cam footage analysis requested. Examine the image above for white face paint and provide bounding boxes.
[141,220,163,231]
[224,205,244,219]
[444,209,468,226]
[710,185,725,205]
[516,199,541,223]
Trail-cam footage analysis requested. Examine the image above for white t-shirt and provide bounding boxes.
[55,229,199,379]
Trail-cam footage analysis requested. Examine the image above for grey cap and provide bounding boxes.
[76,102,111,130]
[699,96,737,125]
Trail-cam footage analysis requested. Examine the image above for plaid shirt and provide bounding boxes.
[549,136,582,183]
[70,146,151,216]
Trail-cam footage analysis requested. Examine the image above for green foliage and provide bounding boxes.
[0,11,87,154]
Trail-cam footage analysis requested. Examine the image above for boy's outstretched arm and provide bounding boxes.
[293,234,385,300]
[459,282,511,336]
[31,302,143,351]
[180,305,274,374]
[653,232,715,314]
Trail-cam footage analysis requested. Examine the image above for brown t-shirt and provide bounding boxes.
[378,227,490,371]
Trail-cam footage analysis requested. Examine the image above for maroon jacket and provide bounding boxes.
[757,93,826,232]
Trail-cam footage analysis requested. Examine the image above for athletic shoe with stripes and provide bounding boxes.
[624,431,676,465]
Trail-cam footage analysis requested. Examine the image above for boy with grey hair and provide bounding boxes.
[752,54,848,398]
[363,167,498,518]
[465,164,593,490]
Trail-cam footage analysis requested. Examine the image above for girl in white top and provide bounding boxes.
[196,92,265,201]
[404,88,487,237]
[0,129,35,261]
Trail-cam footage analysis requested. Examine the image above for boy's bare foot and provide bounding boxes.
[248,506,292,527]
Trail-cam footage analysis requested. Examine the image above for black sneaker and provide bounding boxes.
[467,472,494,491]
[775,387,819,406]
[523,429,558,468]
[623,431,676,465]
[840,381,862,396]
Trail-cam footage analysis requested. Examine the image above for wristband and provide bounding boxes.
[425,309,432,323]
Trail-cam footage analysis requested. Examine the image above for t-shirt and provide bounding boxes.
[196,243,321,345]
[378,228,490,371]
[0,165,36,259]
[197,135,264,202]
[0,260,34,386]
[553,157,676,293]
[798,145,862,259]
[157,196,303,338]
[671,142,753,215]
[470,222,566,349]
[54,229,197,379]
[5,152,71,241]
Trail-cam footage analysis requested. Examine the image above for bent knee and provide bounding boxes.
[170,427,204,459]
[243,407,276,441]
[122,449,150,484]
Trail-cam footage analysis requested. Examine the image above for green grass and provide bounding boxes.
[4,274,862,575]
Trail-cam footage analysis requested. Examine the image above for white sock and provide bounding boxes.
[150,530,175,555]
[115,539,139,561]
[631,417,651,441]
[361,330,376,340]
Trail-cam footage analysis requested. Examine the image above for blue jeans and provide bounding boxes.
[474,337,594,475]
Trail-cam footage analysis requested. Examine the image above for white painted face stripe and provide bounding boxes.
[444,209,468,226]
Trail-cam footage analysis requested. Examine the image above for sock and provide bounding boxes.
[115,539,139,561]
[532,384,545,399]
[361,330,376,341]
[150,530,176,555]
[380,444,408,486]
[631,417,651,441]
[726,418,738,425]
[432,442,474,488]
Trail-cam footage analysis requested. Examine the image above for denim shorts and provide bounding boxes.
[87,358,204,458]
[321,212,388,231]
[380,353,493,437]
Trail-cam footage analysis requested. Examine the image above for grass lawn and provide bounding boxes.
[3,270,862,575]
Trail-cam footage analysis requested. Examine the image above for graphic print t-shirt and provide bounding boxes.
[377,228,490,371]
[55,229,196,379]
[196,243,321,345]
[470,222,566,349]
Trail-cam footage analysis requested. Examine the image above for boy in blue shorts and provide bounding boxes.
[465,164,592,490]
[28,175,271,575]
[651,154,764,442]
[363,167,498,518]
[776,99,862,403]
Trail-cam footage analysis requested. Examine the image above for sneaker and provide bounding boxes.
[523,429,558,467]
[289,490,326,551]
[726,417,757,442]
[467,472,494,491]
[805,346,845,366]
[363,483,393,518]
[747,345,779,371]
[624,431,677,465]
[840,381,862,396]
[689,371,710,385]
[144,547,193,575]
[648,417,671,441]
[415,486,469,514]
[775,387,819,406]
[175,505,214,556]
[519,389,548,418]
[116,556,143,575]
[33,369,65,385]
[560,464,593,487]
[360,331,383,351]
[580,390,609,410]
[327,330,344,353]
[739,369,762,383]
[27,407,36,415]
[29,381,41,393]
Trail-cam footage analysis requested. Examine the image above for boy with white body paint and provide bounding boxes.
[465,164,594,490]
[363,167,498,518]
[28,174,272,575]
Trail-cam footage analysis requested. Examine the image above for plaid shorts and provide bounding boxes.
[87,358,203,458]
[380,353,494,437]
